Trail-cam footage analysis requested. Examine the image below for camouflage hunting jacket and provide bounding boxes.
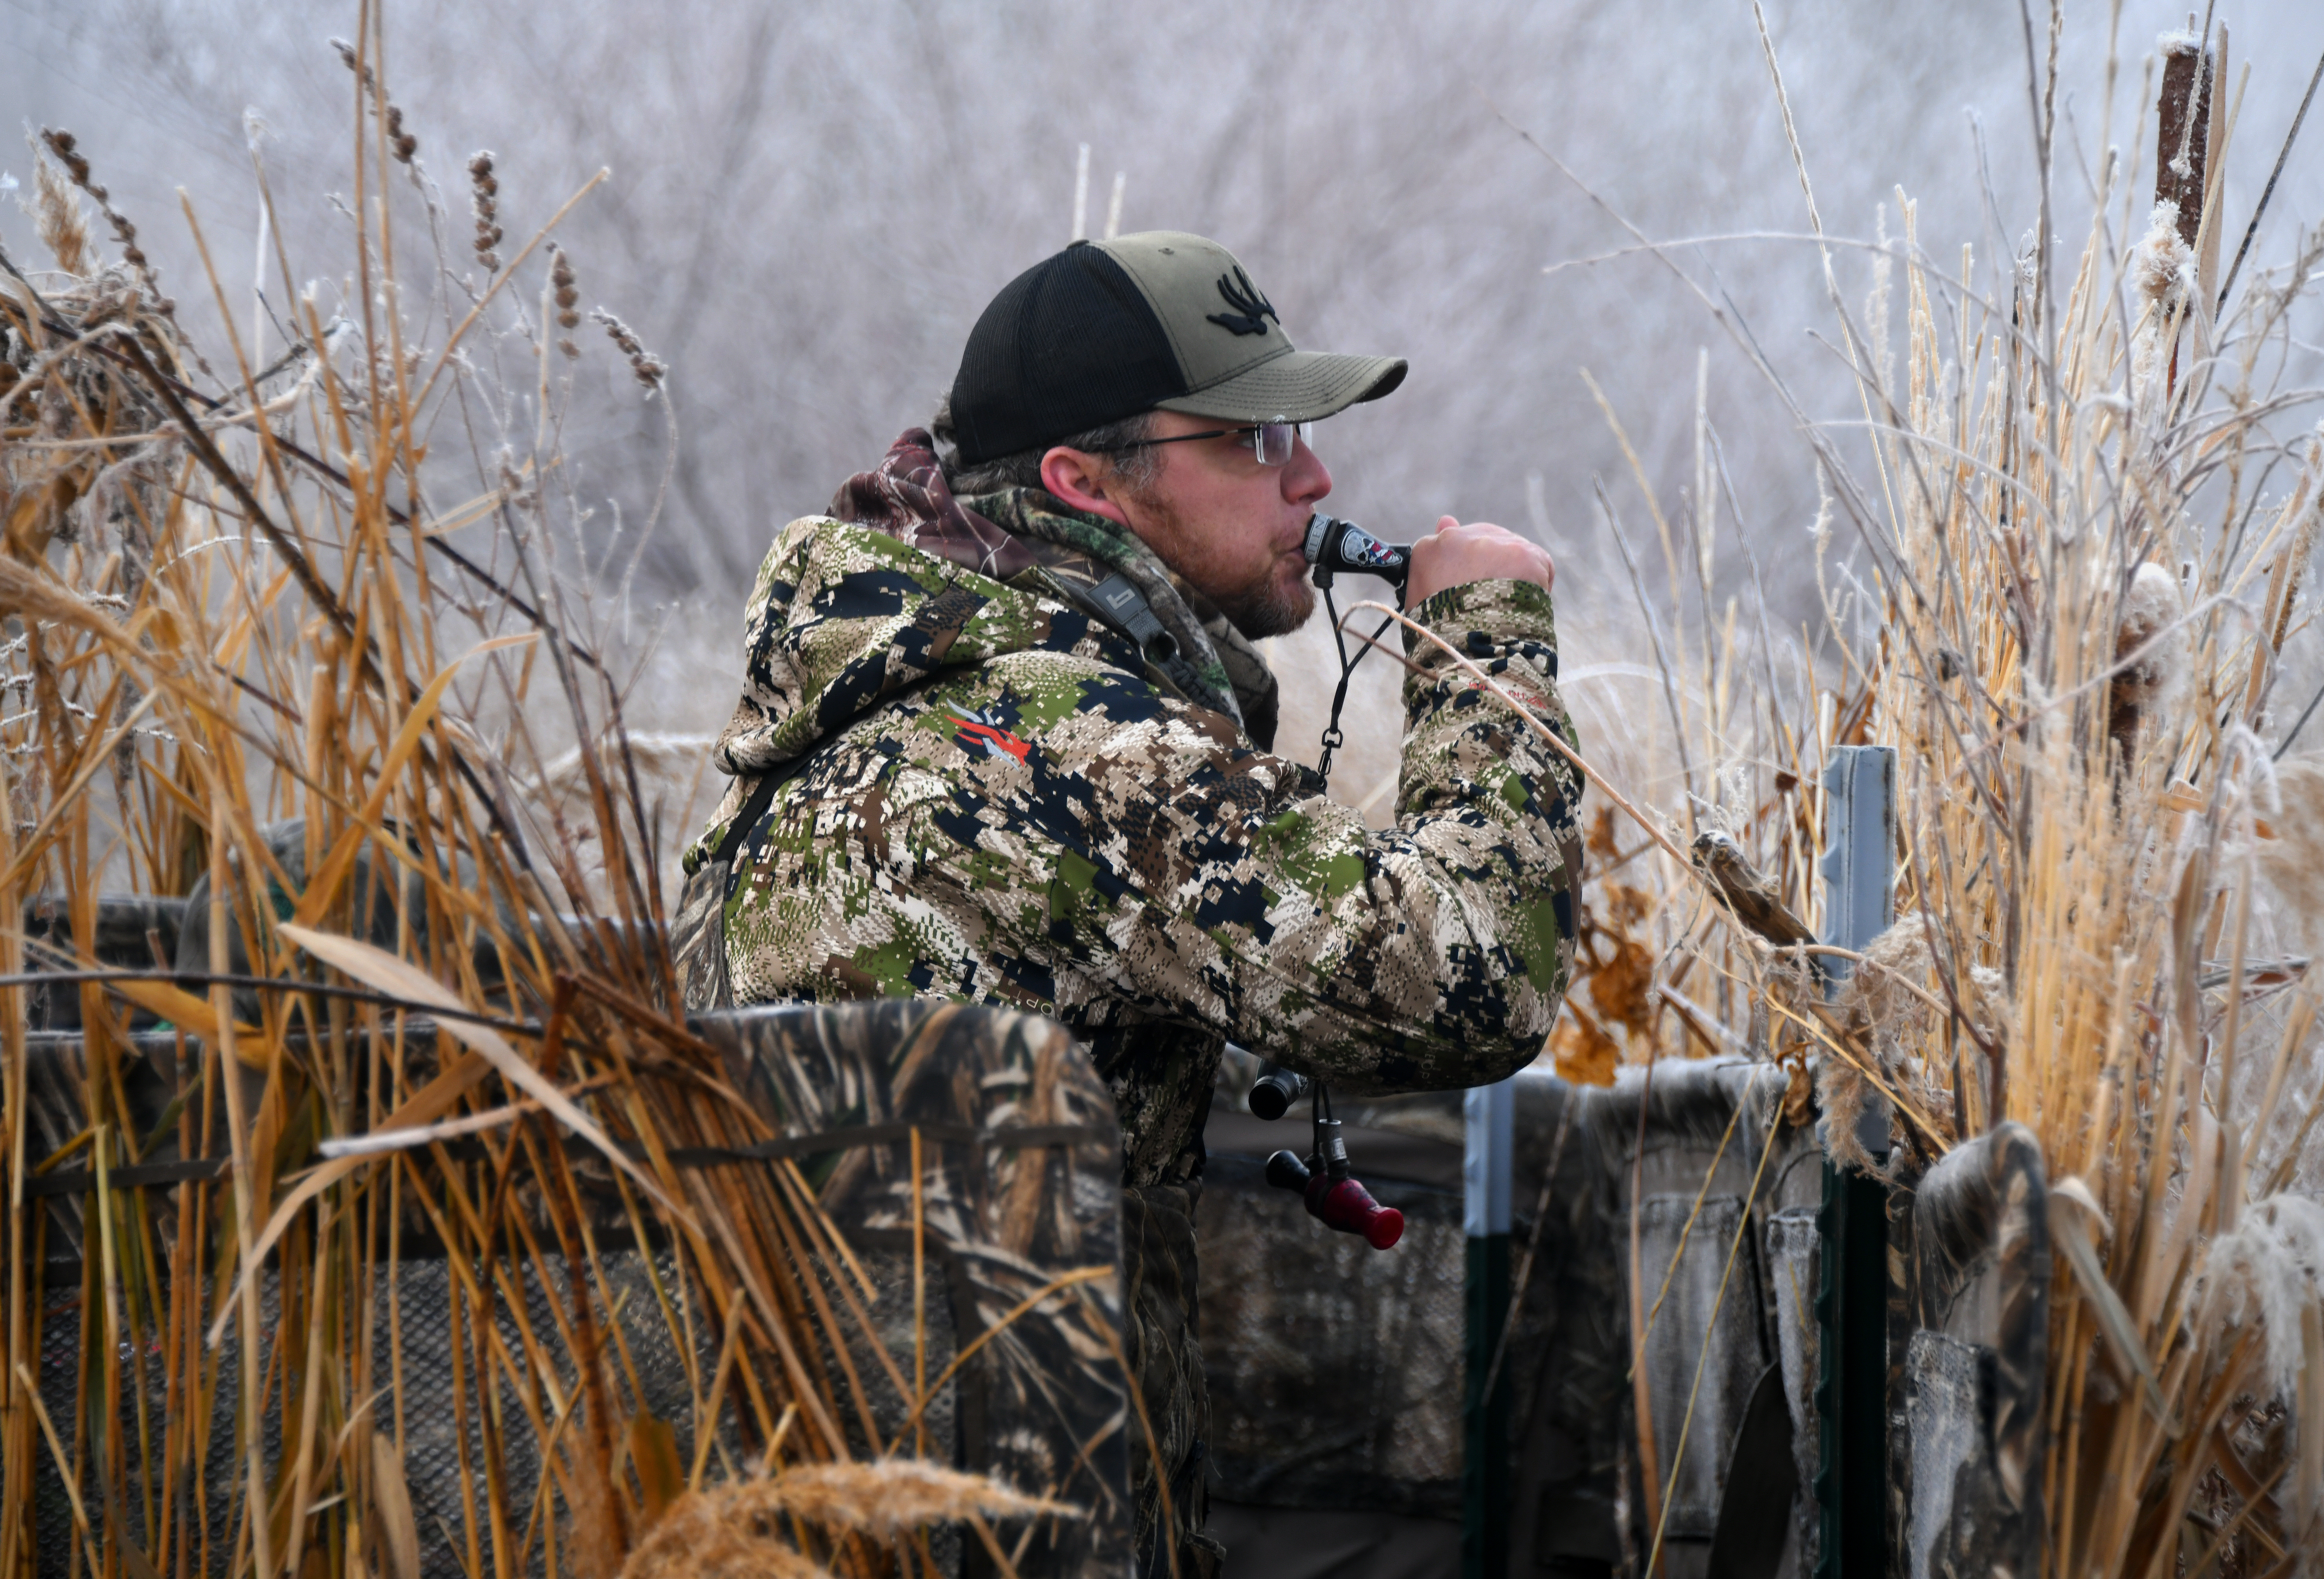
[682,429,1586,1192]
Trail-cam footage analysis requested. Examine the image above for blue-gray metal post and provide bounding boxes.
[1814,744,1895,1578]
[1462,1076,1515,1578]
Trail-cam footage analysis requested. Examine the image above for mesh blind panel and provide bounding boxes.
[30,1246,959,1579]
[1634,1193,1768,1539]
[1766,1204,1824,1571]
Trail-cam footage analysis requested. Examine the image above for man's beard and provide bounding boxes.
[1119,478,1316,639]
[1213,573,1315,640]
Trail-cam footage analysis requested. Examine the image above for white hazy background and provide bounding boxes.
[9,0,2324,824]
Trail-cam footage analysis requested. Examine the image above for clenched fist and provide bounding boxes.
[1404,517,1556,606]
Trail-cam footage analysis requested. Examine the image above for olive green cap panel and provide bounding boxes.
[1095,230,1408,421]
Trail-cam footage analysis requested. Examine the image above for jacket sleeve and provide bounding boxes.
[931,576,1585,1094]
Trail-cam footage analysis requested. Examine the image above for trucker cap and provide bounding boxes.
[947,231,1408,466]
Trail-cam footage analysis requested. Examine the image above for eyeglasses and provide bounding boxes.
[1114,420,1313,467]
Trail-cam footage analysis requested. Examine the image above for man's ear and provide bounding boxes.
[1038,446,1134,527]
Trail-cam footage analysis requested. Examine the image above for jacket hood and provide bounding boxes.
[695,430,1283,832]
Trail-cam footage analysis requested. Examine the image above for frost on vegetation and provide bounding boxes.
[2108,560,2186,756]
[2256,760,2324,950]
[1691,764,1756,839]
[2200,1194,2324,1393]
[2132,202,2194,420]
[2113,562,2184,681]
[1818,909,2010,1168]
[2134,202,2194,303]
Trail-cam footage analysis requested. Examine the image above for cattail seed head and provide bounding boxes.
[551,247,580,330]
[329,38,373,88]
[468,152,502,272]
[2108,561,2184,757]
[385,104,417,164]
[2257,759,2324,950]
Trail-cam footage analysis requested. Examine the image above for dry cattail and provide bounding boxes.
[3,54,1046,1579]
[469,152,502,272]
[619,1490,833,1579]
[1822,909,2008,1162]
[385,104,417,164]
[2108,560,2184,758]
[2198,1193,2324,1390]
[1840,909,2005,1042]
[592,308,667,391]
[2131,200,2193,410]
[552,246,581,357]
[764,1460,1075,1539]
[1814,1057,1879,1174]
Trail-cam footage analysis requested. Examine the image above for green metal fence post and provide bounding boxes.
[1463,1076,1514,1577]
[1814,745,1895,1577]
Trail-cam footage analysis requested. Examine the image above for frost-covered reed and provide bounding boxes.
[1529,11,2324,1570]
[0,15,1058,1579]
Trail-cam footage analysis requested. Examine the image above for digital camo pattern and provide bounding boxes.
[829,427,1277,743]
[693,1001,1133,1576]
[683,430,1586,1570]
[685,436,1587,1105]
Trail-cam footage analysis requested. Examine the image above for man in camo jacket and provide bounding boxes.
[680,232,1582,1575]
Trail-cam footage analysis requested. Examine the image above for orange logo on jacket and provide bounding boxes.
[949,709,1033,763]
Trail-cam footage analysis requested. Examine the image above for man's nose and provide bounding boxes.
[1281,435,1331,506]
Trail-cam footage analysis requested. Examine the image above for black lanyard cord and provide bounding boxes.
[1313,578,1401,794]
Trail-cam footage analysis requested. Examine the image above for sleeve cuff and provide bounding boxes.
[1404,578,1559,658]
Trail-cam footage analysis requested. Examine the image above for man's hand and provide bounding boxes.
[1403,517,1555,607]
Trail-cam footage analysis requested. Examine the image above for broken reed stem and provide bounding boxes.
[1345,602,1693,871]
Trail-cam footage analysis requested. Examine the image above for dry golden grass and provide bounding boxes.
[1422,9,2324,1572]
[0,14,1070,1579]
[1486,10,2324,1570]
[14,4,2324,1576]
[620,1461,1077,1579]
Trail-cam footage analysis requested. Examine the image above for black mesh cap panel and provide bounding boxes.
[949,242,1188,465]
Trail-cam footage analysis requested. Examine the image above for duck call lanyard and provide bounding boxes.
[1302,512,1410,791]
[1313,579,1403,792]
